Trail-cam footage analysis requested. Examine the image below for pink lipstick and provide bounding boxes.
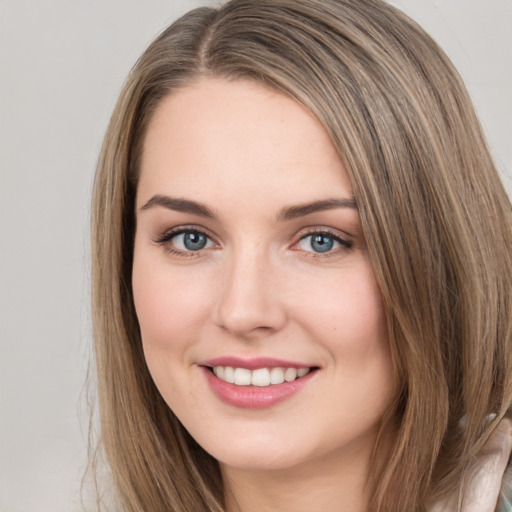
[199,357,318,409]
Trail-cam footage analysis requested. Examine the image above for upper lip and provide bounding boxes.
[199,356,316,370]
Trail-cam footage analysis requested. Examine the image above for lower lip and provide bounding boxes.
[202,367,316,409]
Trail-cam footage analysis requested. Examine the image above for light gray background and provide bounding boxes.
[0,1,510,511]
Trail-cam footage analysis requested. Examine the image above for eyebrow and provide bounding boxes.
[139,194,357,220]
[140,195,217,218]
[277,197,358,221]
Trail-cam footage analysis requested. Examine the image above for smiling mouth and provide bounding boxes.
[208,366,316,387]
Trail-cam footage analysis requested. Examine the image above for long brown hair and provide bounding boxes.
[90,0,512,510]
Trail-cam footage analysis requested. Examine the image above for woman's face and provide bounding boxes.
[133,77,394,475]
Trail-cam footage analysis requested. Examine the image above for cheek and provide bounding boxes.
[291,262,387,353]
[131,249,217,409]
[131,248,212,353]
[301,265,394,422]
[290,261,395,407]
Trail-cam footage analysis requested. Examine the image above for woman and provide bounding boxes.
[90,0,512,510]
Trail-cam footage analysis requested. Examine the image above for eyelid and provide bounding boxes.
[152,224,354,258]
[291,227,353,255]
[153,224,211,242]
[152,225,219,256]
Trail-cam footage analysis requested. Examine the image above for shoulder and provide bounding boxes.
[487,418,512,512]
[430,419,512,512]
[498,462,512,512]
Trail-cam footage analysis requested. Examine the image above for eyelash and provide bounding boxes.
[153,226,353,259]
[294,229,353,257]
[153,226,216,258]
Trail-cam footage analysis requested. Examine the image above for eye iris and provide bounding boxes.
[183,232,207,251]
[311,234,334,253]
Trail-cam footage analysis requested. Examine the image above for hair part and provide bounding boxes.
[90,1,512,510]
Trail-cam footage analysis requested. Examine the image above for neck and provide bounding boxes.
[221,438,375,512]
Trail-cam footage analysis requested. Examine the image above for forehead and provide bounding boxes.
[137,77,352,208]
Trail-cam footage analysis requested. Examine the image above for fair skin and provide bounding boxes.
[132,77,395,512]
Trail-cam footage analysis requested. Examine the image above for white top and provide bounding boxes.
[430,419,512,512]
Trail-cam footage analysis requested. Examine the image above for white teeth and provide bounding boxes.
[211,366,311,386]
[284,367,297,382]
[270,367,285,384]
[224,366,235,383]
[234,368,251,386]
[251,368,271,387]
[297,368,309,377]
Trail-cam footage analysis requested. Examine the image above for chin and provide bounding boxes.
[192,428,306,471]
[215,447,308,472]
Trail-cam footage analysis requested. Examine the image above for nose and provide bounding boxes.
[212,249,287,338]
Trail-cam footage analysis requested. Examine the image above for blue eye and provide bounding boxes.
[310,234,335,253]
[297,232,350,254]
[169,231,214,252]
